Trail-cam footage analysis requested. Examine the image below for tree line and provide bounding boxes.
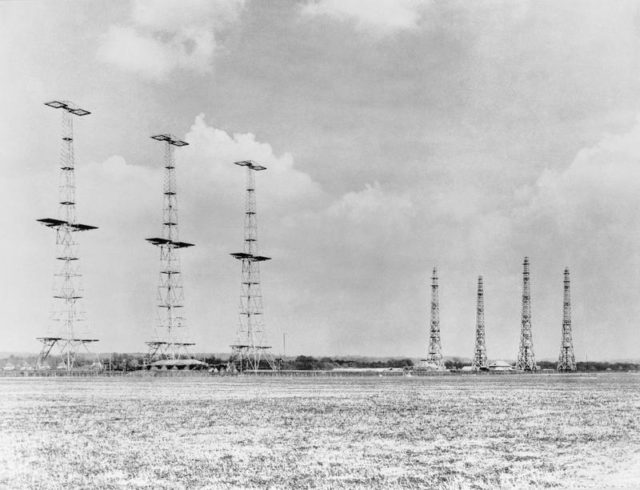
[2,354,639,372]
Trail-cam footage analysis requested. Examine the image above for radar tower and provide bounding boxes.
[36,100,98,372]
[472,275,488,370]
[557,267,577,371]
[230,160,276,372]
[145,134,195,362]
[423,267,446,370]
[516,257,537,371]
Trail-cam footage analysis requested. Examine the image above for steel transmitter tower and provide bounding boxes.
[230,160,276,372]
[557,267,577,371]
[424,267,446,370]
[472,275,488,370]
[516,257,537,371]
[145,134,195,362]
[36,101,98,372]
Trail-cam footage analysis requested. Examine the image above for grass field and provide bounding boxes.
[0,374,639,489]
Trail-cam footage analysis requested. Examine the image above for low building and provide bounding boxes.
[488,360,513,371]
[149,359,208,370]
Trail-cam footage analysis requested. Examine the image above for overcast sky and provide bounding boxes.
[1,0,640,360]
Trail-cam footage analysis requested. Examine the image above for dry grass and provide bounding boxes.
[0,374,639,489]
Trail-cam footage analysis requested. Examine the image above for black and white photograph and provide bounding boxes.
[1,0,639,488]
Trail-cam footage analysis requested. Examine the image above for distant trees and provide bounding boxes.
[102,353,140,371]
[2,353,639,372]
[89,357,640,373]
[536,361,638,372]
[537,361,556,370]
[202,355,224,367]
[277,356,334,370]
[576,361,638,372]
[444,358,467,370]
[282,356,414,370]
[293,356,319,370]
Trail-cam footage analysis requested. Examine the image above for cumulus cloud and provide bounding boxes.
[535,125,640,221]
[132,0,244,31]
[301,0,429,34]
[181,114,324,208]
[329,182,413,224]
[323,182,414,259]
[98,26,183,81]
[98,0,245,80]
[519,118,640,249]
[496,117,640,359]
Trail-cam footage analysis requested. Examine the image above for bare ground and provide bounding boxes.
[0,374,639,489]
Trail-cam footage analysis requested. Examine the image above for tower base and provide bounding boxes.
[36,337,101,372]
[145,341,195,365]
[415,359,448,372]
[557,350,576,372]
[229,344,277,372]
[515,363,539,372]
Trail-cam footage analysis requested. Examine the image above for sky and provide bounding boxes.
[1,0,640,360]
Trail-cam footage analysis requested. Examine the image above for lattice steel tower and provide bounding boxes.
[230,160,276,372]
[557,267,576,371]
[516,257,537,371]
[425,267,445,369]
[472,275,488,370]
[145,134,195,362]
[36,101,98,372]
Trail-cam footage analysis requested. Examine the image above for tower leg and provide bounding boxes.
[36,339,57,369]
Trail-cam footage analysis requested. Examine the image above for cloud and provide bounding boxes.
[523,117,640,241]
[132,0,245,31]
[499,117,640,359]
[301,0,429,34]
[98,0,245,81]
[181,114,324,208]
[98,26,185,81]
[329,182,413,224]
[324,182,415,260]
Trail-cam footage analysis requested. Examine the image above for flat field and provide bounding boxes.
[0,374,639,489]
